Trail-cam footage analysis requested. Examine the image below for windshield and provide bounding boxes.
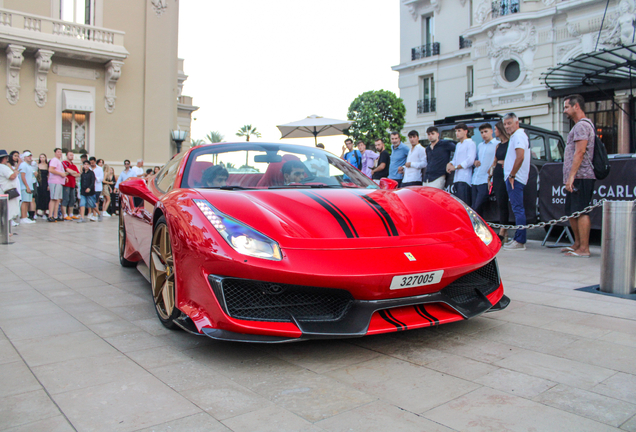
[181,143,379,190]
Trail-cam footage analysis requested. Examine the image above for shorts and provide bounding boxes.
[565,178,595,215]
[62,186,76,207]
[49,183,64,200]
[80,194,96,209]
[20,190,32,202]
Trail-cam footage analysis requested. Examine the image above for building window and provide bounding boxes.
[422,15,434,46]
[62,112,89,152]
[582,99,618,154]
[418,75,436,114]
[492,0,519,18]
[411,15,440,60]
[466,66,474,108]
[61,0,94,25]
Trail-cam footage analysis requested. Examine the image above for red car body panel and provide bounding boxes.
[119,143,508,342]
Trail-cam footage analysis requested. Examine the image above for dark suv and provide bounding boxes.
[432,113,565,169]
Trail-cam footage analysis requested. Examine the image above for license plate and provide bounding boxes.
[390,270,444,290]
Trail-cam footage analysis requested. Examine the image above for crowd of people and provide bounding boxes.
[340,94,597,256]
[0,148,159,237]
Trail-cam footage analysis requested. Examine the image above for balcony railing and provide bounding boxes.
[417,98,436,114]
[465,92,473,108]
[491,0,519,19]
[411,42,440,61]
[459,36,472,50]
[0,8,127,61]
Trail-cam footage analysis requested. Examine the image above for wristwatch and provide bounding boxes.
[510,175,515,179]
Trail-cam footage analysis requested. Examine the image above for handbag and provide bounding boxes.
[4,188,20,199]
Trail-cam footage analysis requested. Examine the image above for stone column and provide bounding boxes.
[615,93,630,154]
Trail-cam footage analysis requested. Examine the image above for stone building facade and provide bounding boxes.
[0,0,197,171]
[394,0,634,154]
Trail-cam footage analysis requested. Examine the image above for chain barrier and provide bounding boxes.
[486,199,607,230]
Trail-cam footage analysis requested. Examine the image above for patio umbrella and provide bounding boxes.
[277,114,353,145]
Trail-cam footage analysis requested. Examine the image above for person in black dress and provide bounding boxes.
[489,121,510,243]
[36,153,50,218]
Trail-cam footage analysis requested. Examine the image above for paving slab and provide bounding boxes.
[1,218,635,431]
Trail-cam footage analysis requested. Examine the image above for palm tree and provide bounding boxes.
[236,125,261,141]
[191,139,205,147]
[236,125,261,167]
[206,131,224,143]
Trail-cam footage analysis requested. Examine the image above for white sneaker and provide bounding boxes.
[39,214,47,220]
[11,220,19,227]
[20,218,35,224]
[503,240,526,251]
[102,211,111,217]
[88,215,96,221]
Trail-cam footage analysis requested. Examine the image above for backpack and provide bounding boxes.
[349,150,362,170]
[581,119,610,180]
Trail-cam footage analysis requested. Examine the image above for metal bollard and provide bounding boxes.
[0,194,9,244]
[600,200,636,294]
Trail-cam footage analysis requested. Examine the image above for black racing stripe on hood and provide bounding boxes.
[358,194,392,236]
[361,195,399,236]
[317,194,359,238]
[301,191,357,238]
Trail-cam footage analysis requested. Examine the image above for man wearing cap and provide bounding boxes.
[18,151,36,224]
[62,151,80,220]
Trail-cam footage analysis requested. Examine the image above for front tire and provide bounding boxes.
[150,216,181,329]
[119,211,136,268]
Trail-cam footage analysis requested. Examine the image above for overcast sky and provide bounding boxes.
[178,0,400,155]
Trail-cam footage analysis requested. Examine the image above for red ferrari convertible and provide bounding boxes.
[119,142,508,342]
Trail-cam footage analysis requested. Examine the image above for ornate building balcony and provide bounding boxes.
[417,98,436,114]
[411,42,440,61]
[0,8,128,62]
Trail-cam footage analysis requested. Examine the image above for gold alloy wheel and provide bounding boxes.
[150,222,176,321]
[119,211,125,257]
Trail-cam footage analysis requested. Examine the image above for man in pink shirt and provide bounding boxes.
[47,148,68,222]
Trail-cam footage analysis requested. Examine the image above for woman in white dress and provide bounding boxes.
[0,149,21,234]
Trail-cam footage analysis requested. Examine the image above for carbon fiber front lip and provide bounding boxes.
[201,280,505,343]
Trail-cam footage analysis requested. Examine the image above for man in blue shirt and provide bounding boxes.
[471,123,498,216]
[114,159,135,190]
[340,138,362,170]
[388,132,409,188]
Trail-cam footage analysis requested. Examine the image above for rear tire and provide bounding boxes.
[119,211,136,268]
[150,216,181,330]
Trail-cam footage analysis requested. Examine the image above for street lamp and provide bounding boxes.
[171,129,187,154]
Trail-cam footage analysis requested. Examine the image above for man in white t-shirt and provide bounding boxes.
[131,159,145,177]
[89,157,104,222]
[502,113,530,251]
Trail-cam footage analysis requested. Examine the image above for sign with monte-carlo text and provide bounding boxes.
[539,159,636,230]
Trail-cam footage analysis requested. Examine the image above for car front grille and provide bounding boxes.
[219,278,354,322]
[441,260,500,305]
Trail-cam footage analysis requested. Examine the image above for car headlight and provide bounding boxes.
[194,200,282,261]
[451,196,493,245]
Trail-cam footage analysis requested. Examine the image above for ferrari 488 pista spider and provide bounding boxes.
[118,142,509,342]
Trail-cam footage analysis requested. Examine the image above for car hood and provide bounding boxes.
[194,187,478,249]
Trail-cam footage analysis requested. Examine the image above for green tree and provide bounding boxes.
[191,139,205,146]
[206,131,224,143]
[235,125,261,141]
[346,90,406,151]
[236,125,261,166]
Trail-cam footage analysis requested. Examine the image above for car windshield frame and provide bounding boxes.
[181,142,379,190]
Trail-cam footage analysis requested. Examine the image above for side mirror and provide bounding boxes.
[379,178,398,190]
[119,177,158,206]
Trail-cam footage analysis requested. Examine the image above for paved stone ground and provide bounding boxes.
[1,217,636,432]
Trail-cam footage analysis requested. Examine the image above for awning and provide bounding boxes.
[62,90,94,112]
[542,44,636,95]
